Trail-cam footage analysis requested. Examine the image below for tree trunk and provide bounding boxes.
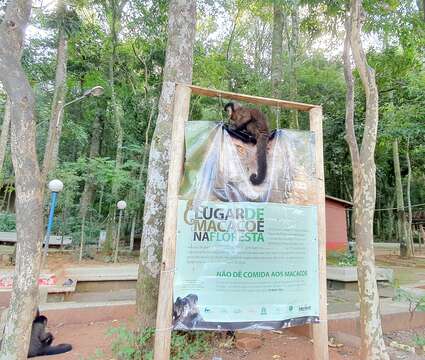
[393,139,410,257]
[0,0,44,358]
[271,1,284,128]
[79,114,102,220]
[417,0,425,21]
[42,0,68,181]
[406,139,414,255]
[420,224,425,247]
[78,114,101,259]
[130,101,155,251]
[288,2,299,129]
[343,10,359,245]
[0,98,10,176]
[137,0,196,328]
[129,215,136,251]
[386,196,395,242]
[226,7,240,63]
[344,3,389,359]
[104,0,126,250]
[271,1,284,99]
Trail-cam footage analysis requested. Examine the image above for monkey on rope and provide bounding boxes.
[224,102,270,185]
[27,310,72,358]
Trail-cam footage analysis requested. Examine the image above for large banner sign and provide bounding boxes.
[173,122,320,331]
[173,200,319,330]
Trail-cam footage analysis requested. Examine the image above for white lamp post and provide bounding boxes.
[42,86,105,178]
[114,200,127,263]
[42,179,64,265]
[55,85,105,128]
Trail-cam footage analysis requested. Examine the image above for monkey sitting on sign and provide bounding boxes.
[224,102,270,185]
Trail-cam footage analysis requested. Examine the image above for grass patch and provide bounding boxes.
[414,335,425,347]
[108,326,213,360]
[327,251,357,267]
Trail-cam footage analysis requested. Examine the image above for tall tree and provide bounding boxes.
[417,0,425,21]
[393,139,411,257]
[0,0,44,358]
[406,139,414,255]
[271,1,284,99]
[42,0,69,181]
[343,1,389,358]
[101,0,127,252]
[137,0,197,327]
[286,1,300,128]
[78,113,102,260]
[0,99,10,176]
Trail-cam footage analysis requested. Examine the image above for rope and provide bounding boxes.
[218,94,226,124]
[155,326,174,332]
[275,106,281,130]
[160,268,176,274]
[347,202,425,212]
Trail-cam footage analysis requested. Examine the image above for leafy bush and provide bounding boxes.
[393,286,425,320]
[413,335,425,347]
[327,251,357,267]
[0,213,16,231]
[108,326,212,360]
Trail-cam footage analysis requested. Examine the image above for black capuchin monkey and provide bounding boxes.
[224,102,269,185]
[27,311,72,358]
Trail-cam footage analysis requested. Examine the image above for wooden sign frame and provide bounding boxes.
[153,83,328,360]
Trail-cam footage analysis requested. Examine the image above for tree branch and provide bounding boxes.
[350,0,379,163]
[343,11,360,167]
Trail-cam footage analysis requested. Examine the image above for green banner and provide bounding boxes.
[172,122,320,331]
[173,200,319,330]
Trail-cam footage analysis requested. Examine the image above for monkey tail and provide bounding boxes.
[42,344,72,356]
[250,134,268,185]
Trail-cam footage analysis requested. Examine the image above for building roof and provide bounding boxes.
[325,195,352,207]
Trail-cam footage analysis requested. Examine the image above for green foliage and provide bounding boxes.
[107,326,212,360]
[0,213,16,231]
[393,285,425,320]
[327,251,357,267]
[1,0,424,251]
[413,335,425,347]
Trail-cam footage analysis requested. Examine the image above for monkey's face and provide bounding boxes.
[226,107,233,119]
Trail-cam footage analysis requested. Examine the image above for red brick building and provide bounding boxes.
[325,195,352,253]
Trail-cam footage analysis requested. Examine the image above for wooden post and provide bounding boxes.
[420,224,425,249]
[309,106,329,360]
[153,84,191,360]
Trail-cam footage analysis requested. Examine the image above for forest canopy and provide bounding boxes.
[0,0,424,245]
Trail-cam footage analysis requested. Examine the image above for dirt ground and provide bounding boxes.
[36,320,358,360]
[376,254,425,269]
[5,251,423,359]
[37,320,119,360]
[35,320,425,360]
[385,327,425,360]
[201,330,358,360]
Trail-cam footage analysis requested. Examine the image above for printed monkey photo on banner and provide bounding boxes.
[172,112,320,331]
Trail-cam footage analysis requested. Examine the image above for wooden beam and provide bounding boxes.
[153,84,191,360]
[310,106,329,360]
[181,84,319,112]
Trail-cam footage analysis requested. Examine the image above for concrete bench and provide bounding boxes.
[327,266,393,290]
[65,264,138,282]
[0,232,72,245]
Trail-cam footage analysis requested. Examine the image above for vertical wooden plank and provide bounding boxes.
[153,84,191,360]
[310,106,329,360]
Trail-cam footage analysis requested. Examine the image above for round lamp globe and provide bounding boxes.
[90,86,104,97]
[117,200,127,210]
[48,179,64,193]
